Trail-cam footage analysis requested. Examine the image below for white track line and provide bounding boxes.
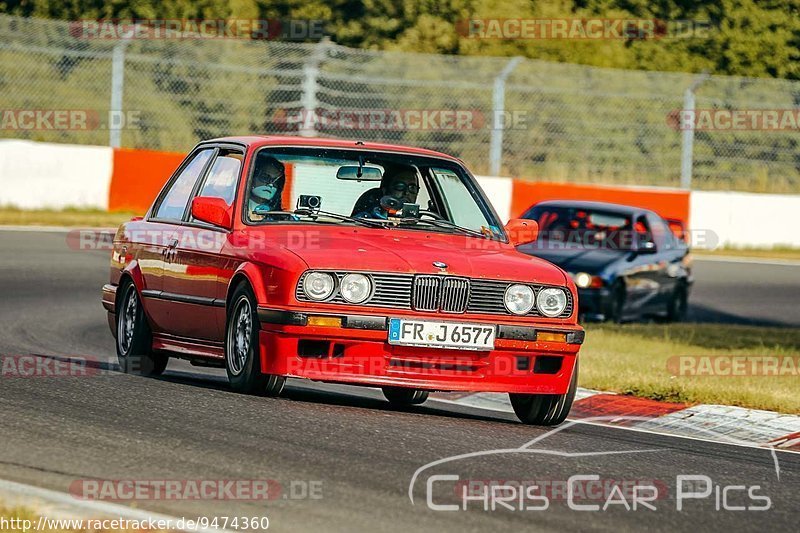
[0,479,236,533]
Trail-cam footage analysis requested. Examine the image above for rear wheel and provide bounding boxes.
[225,283,285,396]
[382,387,429,406]
[116,281,168,376]
[666,283,688,322]
[509,359,579,426]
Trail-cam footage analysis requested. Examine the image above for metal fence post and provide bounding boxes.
[680,71,710,189]
[109,29,133,148]
[489,57,522,176]
[299,38,330,137]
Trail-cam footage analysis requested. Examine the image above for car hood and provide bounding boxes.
[516,244,626,275]
[268,226,568,286]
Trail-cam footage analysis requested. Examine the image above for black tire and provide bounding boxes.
[225,283,285,396]
[509,359,579,426]
[382,387,429,406]
[666,282,688,322]
[605,282,626,323]
[116,281,168,376]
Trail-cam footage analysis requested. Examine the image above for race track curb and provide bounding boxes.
[430,388,800,451]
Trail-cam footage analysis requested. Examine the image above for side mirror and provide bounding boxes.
[191,197,232,229]
[504,218,539,246]
[636,236,657,253]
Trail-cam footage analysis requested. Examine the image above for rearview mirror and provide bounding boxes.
[504,219,539,246]
[191,197,232,229]
[336,165,383,181]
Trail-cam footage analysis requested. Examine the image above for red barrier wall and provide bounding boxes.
[510,181,691,224]
[108,148,185,212]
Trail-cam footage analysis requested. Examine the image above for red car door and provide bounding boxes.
[141,148,215,334]
[160,147,243,342]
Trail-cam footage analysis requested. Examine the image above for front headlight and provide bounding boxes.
[340,273,372,303]
[504,284,535,315]
[303,272,335,301]
[574,272,592,288]
[536,287,568,317]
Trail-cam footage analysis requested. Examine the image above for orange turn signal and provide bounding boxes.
[307,316,342,327]
[537,332,567,343]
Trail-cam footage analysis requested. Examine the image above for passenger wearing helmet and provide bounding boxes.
[351,166,420,219]
[249,155,286,221]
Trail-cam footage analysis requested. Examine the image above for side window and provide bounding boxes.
[154,149,213,220]
[430,168,490,231]
[195,150,243,206]
[649,214,674,250]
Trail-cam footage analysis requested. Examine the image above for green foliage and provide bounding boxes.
[1,0,797,79]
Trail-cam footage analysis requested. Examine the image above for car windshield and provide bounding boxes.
[243,147,503,238]
[523,205,641,251]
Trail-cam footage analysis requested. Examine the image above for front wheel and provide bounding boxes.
[509,359,578,426]
[225,283,285,396]
[666,283,688,322]
[382,387,429,406]
[116,281,168,376]
[605,282,626,323]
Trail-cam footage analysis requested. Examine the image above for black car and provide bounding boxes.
[516,200,693,322]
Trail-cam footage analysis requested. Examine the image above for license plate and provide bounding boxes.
[388,318,496,351]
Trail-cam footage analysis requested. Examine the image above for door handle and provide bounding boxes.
[163,238,179,261]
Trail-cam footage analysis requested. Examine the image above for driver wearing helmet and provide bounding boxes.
[249,155,286,221]
[352,166,420,219]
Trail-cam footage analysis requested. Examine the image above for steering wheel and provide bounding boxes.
[419,210,445,220]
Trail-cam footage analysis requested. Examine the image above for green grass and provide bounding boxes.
[580,323,800,413]
[0,207,138,228]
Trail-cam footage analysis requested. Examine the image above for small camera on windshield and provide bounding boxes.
[297,195,322,211]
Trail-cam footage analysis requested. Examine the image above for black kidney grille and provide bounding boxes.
[412,275,470,313]
[412,275,440,311]
[439,276,470,313]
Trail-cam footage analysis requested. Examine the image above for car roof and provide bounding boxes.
[530,199,658,217]
[201,135,463,163]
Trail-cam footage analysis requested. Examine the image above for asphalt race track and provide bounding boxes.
[0,229,798,532]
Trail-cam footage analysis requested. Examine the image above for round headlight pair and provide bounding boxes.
[504,284,568,317]
[303,272,372,304]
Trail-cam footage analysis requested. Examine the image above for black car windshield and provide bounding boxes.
[242,147,503,239]
[523,205,642,251]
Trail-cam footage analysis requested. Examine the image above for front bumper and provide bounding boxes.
[257,307,582,394]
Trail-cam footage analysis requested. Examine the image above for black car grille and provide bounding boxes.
[295,271,573,318]
[412,275,470,313]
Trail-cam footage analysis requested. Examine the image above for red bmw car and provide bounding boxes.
[102,136,584,425]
